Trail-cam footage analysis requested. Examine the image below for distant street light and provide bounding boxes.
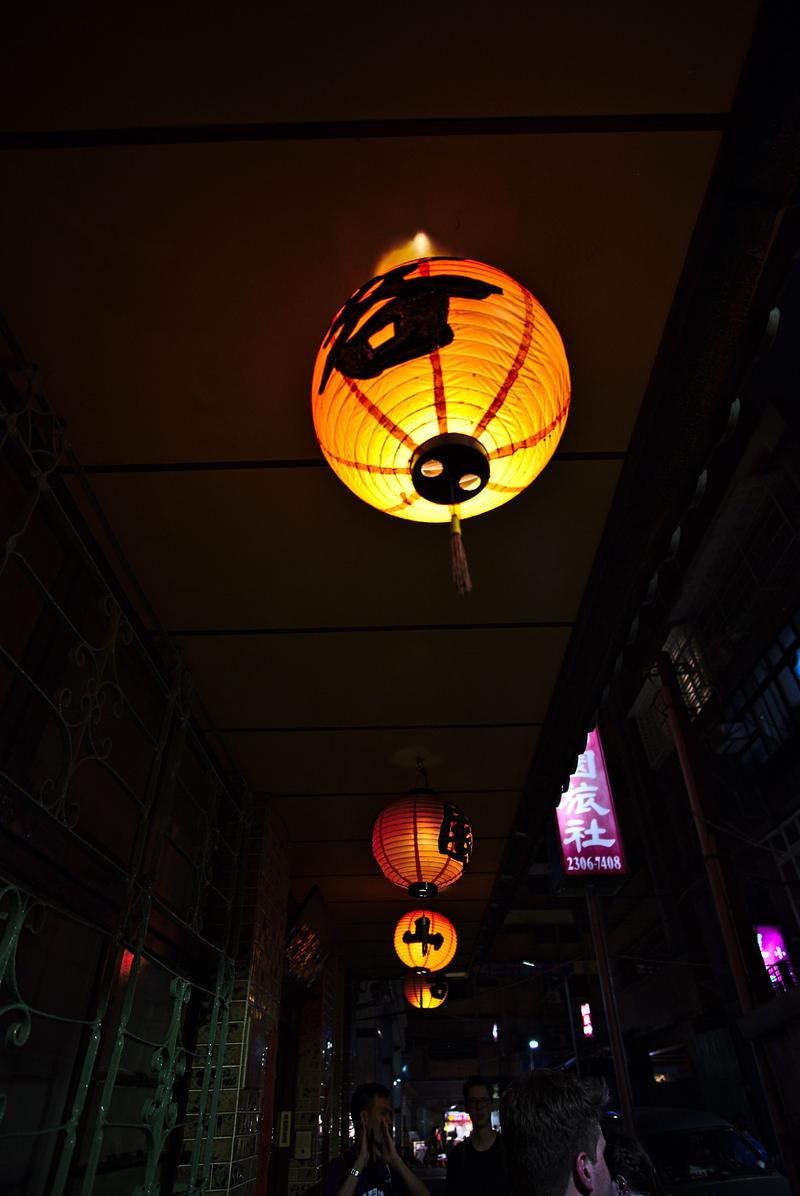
[528,1038,540,1071]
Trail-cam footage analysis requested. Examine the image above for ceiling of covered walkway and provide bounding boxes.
[3,0,793,980]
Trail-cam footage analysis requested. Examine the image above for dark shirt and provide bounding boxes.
[324,1150,402,1196]
[445,1134,510,1196]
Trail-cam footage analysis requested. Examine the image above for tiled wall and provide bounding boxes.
[329,966,352,1159]
[287,960,345,1196]
[181,798,290,1195]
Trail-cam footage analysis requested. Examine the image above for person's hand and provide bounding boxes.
[355,1112,370,1170]
[367,1124,386,1163]
[380,1121,400,1165]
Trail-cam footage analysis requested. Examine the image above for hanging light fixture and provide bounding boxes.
[312,256,570,592]
[403,973,448,1010]
[372,790,473,899]
[393,908,457,974]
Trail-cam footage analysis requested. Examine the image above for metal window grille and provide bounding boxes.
[1,363,249,1193]
[712,613,800,763]
[766,959,798,993]
[666,626,715,717]
[630,626,714,768]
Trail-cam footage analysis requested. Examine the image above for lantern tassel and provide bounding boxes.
[450,511,472,596]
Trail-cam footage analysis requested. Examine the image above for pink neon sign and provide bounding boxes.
[555,729,628,876]
[580,1002,593,1037]
[755,925,797,992]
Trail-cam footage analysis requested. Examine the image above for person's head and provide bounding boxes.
[350,1083,392,1144]
[604,1131,668,1196]
[500,1070,612,1196]
[463,1075,494,1132]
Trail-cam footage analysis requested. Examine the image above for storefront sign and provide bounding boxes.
[555,729,628,876]
[755,924,797,991]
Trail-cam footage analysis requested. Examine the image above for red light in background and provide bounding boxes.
[119,949,135,978]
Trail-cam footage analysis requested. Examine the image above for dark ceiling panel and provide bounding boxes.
[224,726,537,795]
[174,626,569,728]
[0,3,757,130]
[62,461,623,630]
[1,133,717,463]
[0,2,765,979]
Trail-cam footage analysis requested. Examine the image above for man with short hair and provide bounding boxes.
[500,1070,613,1196]
[446,1075,510,1195]
[324,1082,431,1196]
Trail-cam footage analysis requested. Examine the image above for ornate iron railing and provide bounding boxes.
[1,347,249,1194]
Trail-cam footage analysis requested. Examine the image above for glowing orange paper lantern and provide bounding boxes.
[393,908,457,973]
[403,973,448,1009]
[372,794,473,899]
[312,256,570,590]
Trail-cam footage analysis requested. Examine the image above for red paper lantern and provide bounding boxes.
[312,257,570,525]
[372,794,473,898]
[312,256,570,592]
[393,908,457,973]
[403,973,448,1009]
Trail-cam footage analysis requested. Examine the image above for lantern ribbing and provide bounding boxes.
[403,973,448,1010]
[393,908,457,973]
[312,256,570,524]
[372,795,473,896]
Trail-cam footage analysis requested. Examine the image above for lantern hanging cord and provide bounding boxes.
[449,507,472,596]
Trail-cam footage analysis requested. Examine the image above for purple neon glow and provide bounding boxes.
[755,924,797,991]
[756,924,789,966]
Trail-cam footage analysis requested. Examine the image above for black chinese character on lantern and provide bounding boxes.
[319,259,502,391]
[438,802,474,865]
[402,915,444,954]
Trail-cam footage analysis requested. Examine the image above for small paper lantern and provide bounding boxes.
[393,908,457,974]
[373,794,473,899]
[312,256,570,591]
[403,973,448,1010]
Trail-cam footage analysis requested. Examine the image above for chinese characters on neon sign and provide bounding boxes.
[580,1002,593,1037]
[555,729,628,876]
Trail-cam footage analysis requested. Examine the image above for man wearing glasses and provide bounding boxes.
[446,1075,510,1195]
